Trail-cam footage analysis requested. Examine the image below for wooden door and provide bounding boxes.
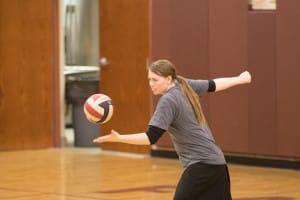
[99,0,150,154]
[0,0,58,149]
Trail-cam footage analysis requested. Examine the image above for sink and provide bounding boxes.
[64,66,100,81]
[64,66,100,75]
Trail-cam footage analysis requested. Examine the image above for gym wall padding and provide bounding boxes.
[276,0,300,158]
[151,0,300,159]
[248,11,277,156]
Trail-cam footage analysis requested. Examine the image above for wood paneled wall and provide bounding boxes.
[99,0,150,154]
[2,0,299,158]
[0,0,58,150]
[151,0,300,159]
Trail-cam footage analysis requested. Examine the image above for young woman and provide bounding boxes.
[93,59,251,200]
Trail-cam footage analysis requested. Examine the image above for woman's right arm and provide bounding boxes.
[93,129,151,145]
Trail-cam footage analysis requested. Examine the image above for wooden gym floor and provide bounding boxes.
[0,148,300,200]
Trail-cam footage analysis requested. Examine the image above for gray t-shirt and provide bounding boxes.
[149,79,226,169]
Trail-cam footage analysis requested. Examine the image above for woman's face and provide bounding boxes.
[148,70,172,95]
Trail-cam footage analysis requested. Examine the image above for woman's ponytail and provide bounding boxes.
[176,75,206,127]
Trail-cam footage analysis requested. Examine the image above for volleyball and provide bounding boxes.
[83,94,113,124]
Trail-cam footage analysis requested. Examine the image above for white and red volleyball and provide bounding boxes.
[83,94,113,124]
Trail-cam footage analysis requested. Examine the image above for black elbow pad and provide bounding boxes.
[146,125,165,144]
[208,80,216,92]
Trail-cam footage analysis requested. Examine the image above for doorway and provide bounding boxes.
[61,0,100,147]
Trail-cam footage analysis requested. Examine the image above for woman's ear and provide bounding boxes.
[167,75,173,83]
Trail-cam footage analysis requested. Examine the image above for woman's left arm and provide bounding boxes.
[213,71,251,92]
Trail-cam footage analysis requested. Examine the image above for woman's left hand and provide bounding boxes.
[239,71,251,84]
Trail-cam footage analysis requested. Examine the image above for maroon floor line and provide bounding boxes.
[96,185,176,194]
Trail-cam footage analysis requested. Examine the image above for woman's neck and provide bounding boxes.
[165,82,175,93]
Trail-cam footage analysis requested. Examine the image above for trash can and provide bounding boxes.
[66,76,100,147]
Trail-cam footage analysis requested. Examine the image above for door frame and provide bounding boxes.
[52,0,62,147]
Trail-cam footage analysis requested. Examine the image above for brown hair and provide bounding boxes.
[148,59,206,127]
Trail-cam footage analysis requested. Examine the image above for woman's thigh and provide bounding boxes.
[173,163,231,200]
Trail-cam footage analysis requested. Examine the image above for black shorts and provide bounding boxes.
[173,163,232,200]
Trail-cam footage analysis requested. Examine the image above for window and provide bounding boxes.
[249,0,276,10]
